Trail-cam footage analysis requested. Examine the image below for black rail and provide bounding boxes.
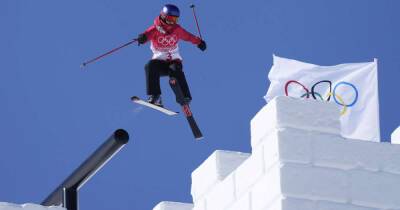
[41,129,129,210]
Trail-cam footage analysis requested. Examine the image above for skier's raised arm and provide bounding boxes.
[176,27,207,51]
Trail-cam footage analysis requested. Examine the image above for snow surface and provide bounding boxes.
[191,150,249,202]
[391,126,400,144]
[153,201,193,210]
[0,203,64,210]
[250,96,340,149]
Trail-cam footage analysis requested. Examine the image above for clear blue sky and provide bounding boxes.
[1,0,399,209]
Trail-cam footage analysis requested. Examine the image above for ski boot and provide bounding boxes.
[147,95,163,107]
[183,97,192,105]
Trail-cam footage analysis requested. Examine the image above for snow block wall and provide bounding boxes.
[153,96,400,210]
[0,203,64,210]
[153,201,193,210]
[391,127,400,144]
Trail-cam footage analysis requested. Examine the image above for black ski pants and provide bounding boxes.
[145,59,192,100]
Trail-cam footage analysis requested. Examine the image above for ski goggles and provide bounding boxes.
[164,15,179,24]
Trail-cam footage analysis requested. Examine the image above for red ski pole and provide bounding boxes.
[190,4,203,40]
[81,39,137,68]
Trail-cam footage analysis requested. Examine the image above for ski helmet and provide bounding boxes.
[161,4,180,17]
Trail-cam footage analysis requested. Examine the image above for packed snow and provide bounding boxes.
[163,96,400,210]
[153,201,193,210]
[0,203,64,210]
[191,150,249,202]
[391,126,400,144]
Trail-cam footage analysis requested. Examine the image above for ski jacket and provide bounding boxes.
[142,16,201,61]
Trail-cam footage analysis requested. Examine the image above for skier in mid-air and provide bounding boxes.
[136,4,207,107]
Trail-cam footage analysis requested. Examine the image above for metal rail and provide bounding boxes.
[41,129,129,210]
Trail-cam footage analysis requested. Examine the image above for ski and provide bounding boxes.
[169,77,203,140]
[131,96,178,116]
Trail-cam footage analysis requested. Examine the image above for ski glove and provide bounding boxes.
[137,34,147,45]
[197,40,207,51]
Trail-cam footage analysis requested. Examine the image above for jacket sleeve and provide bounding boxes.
[177,26,201,45]
[142,25,156,43]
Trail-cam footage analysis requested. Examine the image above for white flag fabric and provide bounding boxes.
[265,55,380,142]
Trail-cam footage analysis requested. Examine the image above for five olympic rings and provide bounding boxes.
[284,80,359,115]
[158,35,177,46]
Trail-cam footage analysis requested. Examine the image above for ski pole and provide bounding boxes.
[190,4,203,40]
[81,39,137,68]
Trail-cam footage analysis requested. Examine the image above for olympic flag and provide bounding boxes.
[265,55,380,142]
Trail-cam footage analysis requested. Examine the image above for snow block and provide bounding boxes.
[153,201,193,210]
[380,143,400,175]
[192,199,206,210]
[280,163,349,203]
[260,197,379,210]
[191,150,249,202]
[225,192,251,210]
[262,128,314,167]
[350,170,400,209]
[0,203,64,210]
[234,146,265,197]
[313,135,380,171]
[276,197,314,210]
[277,197,378,210]
[314,200,378,210]
[251,96,340,149]
[391,126,400,144]
[250,163,282,210]
[313,136,400,174]
[204,174,236,210]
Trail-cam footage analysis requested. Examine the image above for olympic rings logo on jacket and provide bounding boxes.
[284,80,359,115]
[141,16,202,61]
[157,35,178,47]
